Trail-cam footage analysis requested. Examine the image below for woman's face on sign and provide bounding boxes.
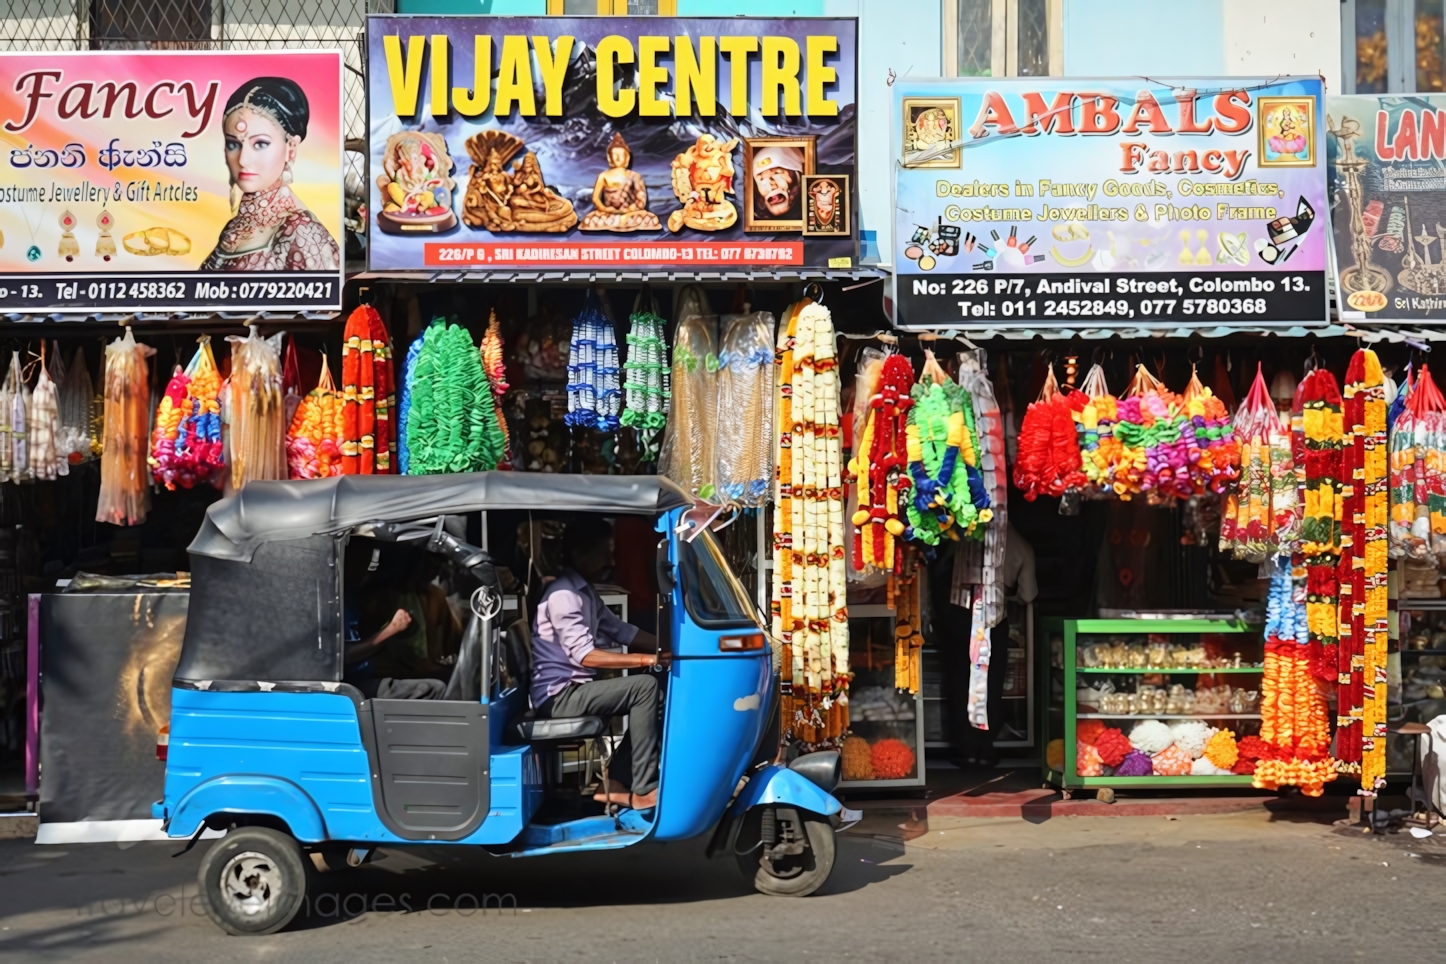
[224,108,294,193]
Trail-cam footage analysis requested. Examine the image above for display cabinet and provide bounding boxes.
[1042,617,1263,793]
[839,604,926,790]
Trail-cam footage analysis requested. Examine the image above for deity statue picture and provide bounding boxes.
[901,96,961,169]
[803,174,850,237]
[202,76,340,272]
[1258,96,1315,168]
[375,131,458,235]
[579,133,661,232]
[462,130,577,233]
[666,133,741,233]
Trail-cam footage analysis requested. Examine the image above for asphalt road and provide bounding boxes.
[0,809,1442,963]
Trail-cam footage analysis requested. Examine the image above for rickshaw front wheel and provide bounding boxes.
[738,809,836,898]
[196,826,310,935]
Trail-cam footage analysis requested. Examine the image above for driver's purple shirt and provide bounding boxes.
[530,569,638,709]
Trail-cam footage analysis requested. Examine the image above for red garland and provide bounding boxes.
[1338,352,1365,766]
[1013,365,1089,500]
[852,354,914,571]
[870,737,916,779]
[1094,727,1131,767]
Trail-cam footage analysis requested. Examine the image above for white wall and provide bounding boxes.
[1222,0,1342,92]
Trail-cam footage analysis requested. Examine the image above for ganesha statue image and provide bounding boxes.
[375,132,458,235]
[666,133,740,233]
[462,130,577,233]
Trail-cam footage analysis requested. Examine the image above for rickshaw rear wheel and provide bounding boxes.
[196,826,310,935]
[737,809,836,898]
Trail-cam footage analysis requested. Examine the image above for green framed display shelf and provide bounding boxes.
[1042,618,1266,793]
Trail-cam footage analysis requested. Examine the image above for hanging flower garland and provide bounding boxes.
[227,327,288,488]
[716,312,776,505]
[285,359,345,480]
[341,305,396,475]
[893,551,925,694]
[149,360,190,490]
[396,332,424,475]
[1182,366,1240,494]
[1114,365,1193,500]
[1300,367,1344,683]
[565,299,622,433]
[28,358,65,481]
[406,321,505,475]
[481,309,512,467]
[1388,363,1446,562]
[1338,349,1389,790]
[1013,364,1087,500]
[772,300,802,737]
[849,352,914,572]
[905,356,991,547]
[772,300,849,747]
[171,337,224,488]
[1074,364,1120,496]
[57,346,94,465]
[1219,365,1296,561]
[619,309,670,464]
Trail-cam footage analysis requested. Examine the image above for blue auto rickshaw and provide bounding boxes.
[155,472,844,935]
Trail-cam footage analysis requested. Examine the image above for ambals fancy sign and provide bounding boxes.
[0,51,343,313]
[892,77,1328,329]
[1328,94,1446,320]
[366,16,857,271]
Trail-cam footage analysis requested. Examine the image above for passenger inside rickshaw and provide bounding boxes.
[342,538,464,699]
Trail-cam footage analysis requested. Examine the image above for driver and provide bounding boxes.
[531,518,664,811]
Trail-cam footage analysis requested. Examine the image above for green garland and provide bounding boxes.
[905,380,988,545]
[405,320,506,474]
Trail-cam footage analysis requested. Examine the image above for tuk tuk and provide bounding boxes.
[155,473,844,935]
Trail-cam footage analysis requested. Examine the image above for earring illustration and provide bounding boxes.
[58,209,80,262]
[229,176,242,213]
[95,209,117,261]
[281,162,294,186]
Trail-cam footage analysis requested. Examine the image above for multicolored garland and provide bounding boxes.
[1219,365,1296,561]
[905,374,990,544]
[285,360,345,480]
[1074,364,1121,496]
[771,300,849,746]
[1338,349,1388,791]
[1300,368,1343,684]
[341,305,395,475]
[849,353,913,572]
[1388,363,1446,562]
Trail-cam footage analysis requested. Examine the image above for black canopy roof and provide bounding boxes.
[189,473,691,562]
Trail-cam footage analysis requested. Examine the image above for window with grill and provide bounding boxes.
[945,0,1060,78]
[550,0,676,13]
[89,0,215,49]
[1342,0,1446,93]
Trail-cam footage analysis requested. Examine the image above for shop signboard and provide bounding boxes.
[1328,93,1446,321]
[365,16,857,272]
[0,51,344,313]
[892,77,1329,329]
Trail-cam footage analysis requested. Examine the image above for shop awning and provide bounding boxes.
[1,310,341,328]
[888,322,1446,346]
[351,268,889,285]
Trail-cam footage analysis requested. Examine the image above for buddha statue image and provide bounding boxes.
[579,133,661,232]
[462,129,576,233]
[666,133,741,233]
[375,131,458,234]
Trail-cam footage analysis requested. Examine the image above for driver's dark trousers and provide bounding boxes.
[538,674,660,794]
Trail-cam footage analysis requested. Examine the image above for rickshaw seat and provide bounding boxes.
[512,715,606,743]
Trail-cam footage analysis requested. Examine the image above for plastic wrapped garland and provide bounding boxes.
[1300,368,1344,683]
[659,313,717,499]
[1076,741,1104,777]
[619,310,670,464]
[953,351,1008,626]
[893,552,925,694]
[286,360,345,480]
[770,299,849,746]
[1219,366,1296,561]
[1203,728,1239,770]
[149,359,189,489]
[1388,363,1446,562]
[0,352,28,482]
[28,359,66,481]
[850,353,914,572]
[1182,367,1240,495]
[905,361,991,547]
[1168,720,1216,759]
[341,305,396,475]
[1012,364,1087,501]
[1152,743,1194,776]
[1115,750,1153,776]
[150,338,223,490]
[1339,348,1389,790]
[481,309,512,465]
[406,321,505,475]
[96,328,154,526]
[1094,727,1131,767]
[1128,719,1174,756]
[226,327,288,489]
[716,312,776,505]
[565,299,621,433]
[57,346,93,463]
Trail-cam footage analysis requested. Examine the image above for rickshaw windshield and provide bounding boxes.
[677,529,760,629]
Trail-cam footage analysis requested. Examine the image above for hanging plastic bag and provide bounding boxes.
[226,327,288,489]
[57,345,94,463]
[659,289,718,499]
[1390,363,1446,561]
[715,311,776,505]
[1219,364,1294,561]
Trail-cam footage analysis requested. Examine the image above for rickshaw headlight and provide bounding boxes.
[719,634,765,652]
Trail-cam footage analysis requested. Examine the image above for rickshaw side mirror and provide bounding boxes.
[656,538,675,594]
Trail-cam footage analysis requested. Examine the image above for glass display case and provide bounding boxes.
[839,605,925,789]
[1042,617,1263,792]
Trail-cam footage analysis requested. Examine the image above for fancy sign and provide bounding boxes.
[0,51,343,313]
[366,16,857,271]
[892,77,1329,330]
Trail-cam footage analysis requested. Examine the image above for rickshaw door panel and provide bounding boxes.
[358,700,490,840]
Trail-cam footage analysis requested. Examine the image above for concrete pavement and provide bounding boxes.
[0,807,1442,963]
